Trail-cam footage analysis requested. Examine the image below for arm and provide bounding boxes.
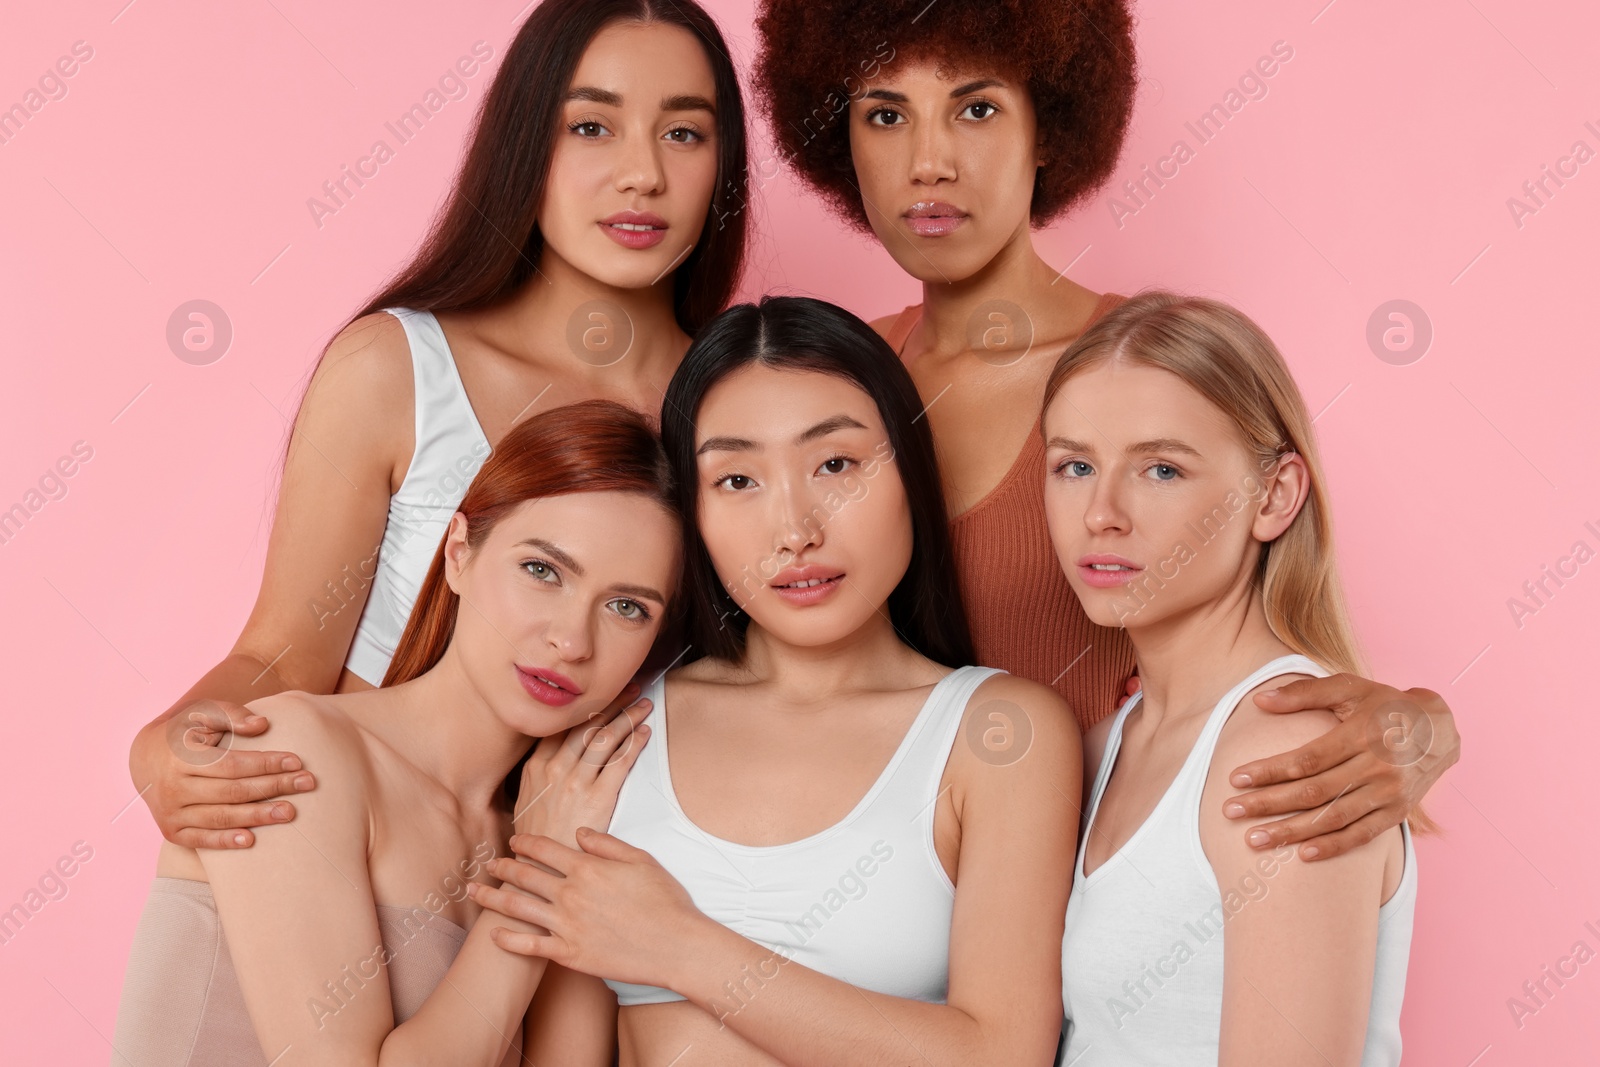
[521,964,618,1067]
[130,314,414,848]
[199,694,548,1067]
[1221,674,1457,859]
[483,673,1082,1067]
[1203,681,1401,1066]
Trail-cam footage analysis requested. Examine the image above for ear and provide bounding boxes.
[1251,452,1310,544]
[441,511,472,595]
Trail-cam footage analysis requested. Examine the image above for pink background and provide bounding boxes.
[3,0,1596,1062]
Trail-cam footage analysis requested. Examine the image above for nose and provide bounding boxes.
[615,123,666,197]
[772,473,825,558]
[543,598,595,663]
[908,115,957,187]
[1083,466,1132,537]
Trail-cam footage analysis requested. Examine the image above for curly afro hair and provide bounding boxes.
[752,0,1137,233]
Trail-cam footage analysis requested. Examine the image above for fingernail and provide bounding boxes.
[282,756,302,771]
[293,774,314,790]
[271,803,290,820]
[576,826,592,836]
[1248,829,1271,847]
[233,832,249,846]
[1260,688,1278,697]
[1231,773,1252,787]
[1302,845,1320,859]
[1224,802,1245,818]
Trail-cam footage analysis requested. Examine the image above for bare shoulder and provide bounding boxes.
[956,670,1082,774]
[234,691,370,785]
[310,312,414,412]
[1211,673,1337,771]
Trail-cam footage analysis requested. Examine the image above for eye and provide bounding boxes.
[568,119,609,138]
[865,106,905,127]
[1054,459,1094,479]
[608,598,652,622]
[817,455,853,475]
[960,99,999,121]
[522,559,560,583]
[1145,463,1181,482]
[664,125,704,144]
[713,472,756,491]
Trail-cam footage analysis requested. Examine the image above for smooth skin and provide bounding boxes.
[1048,362,1405,1064]
[479,366,1081,1067]
[127,19,722,852]
[849,58,1457,860]
[161,490,681,1066]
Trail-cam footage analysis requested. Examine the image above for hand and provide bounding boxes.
[512,683,652,847]
[129,699,317,849]
[469,829,708,989]
[1223,674,1459,860]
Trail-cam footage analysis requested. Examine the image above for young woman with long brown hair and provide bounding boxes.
[1044,293,1417,1063]
[752,0,1458,863]
[112,402,683,1066]
[127,0,748,851]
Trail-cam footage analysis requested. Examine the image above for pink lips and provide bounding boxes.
[599,209,668,249]
[1075,553,1144,589]
[516,665,583,707]
[769,563,846,606]
[903,200,968,237]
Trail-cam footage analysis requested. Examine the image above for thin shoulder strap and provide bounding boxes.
[883,304,923,359]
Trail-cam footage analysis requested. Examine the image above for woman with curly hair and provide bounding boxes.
[752,0,1457,866]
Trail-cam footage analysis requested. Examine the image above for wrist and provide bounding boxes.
[666,915,750,1003]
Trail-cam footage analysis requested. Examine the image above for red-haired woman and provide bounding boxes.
[112,402,682,1066]
[752,0,1457,861]
[127,0,748,851]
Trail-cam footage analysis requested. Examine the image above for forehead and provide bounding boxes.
[570,20,715,96]
[1047,361,1239,446]
[696,364,884,443]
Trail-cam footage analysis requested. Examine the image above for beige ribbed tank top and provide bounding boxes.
[883,292,1137,729]
[111,876,521,1066]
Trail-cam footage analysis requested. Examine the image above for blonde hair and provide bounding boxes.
[1043,290,1436,832]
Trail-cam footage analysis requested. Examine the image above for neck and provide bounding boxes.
[487,246,691,389]
[915,228,1078,359]
[1122,566,1295,728]
[735,608,930,703]
[367,647,534,812]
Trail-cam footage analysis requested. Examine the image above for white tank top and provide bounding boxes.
[1057,654,1418,1066]
[342,308,491,685]
[602,663,1004,1007]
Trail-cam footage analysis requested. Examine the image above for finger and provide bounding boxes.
[1231,784,1381,851]
[598,724,650,779]
[172,826,260,850]
[470,881,555,926]
[1227,721,1362,788]
[178,770,316,809]
[1288,809,1396,861]
[1251,673,1366,715]
[190,749,316,783]
[510,833,583,872]
[488,925,560,959]
[582,699,653,768]
[1223,760,1367,821]
[574,826,650,862]
[178,800,301,833]
[181,699,270,738]
[1124,675,1142,697]
[488,856,561,898]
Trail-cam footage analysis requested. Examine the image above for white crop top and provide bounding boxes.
[1057,654,1418,1065]
[602,663,1005,1008]
[342,308,490,686]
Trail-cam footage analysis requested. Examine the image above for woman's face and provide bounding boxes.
[847,58,1042,284]
[537,20,720,292]
[443,491,681,735]
[693,365,910,649]
[1041,361,1307,631]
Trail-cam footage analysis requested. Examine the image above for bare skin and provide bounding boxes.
[848,58,1457,861]
[128,19,721,852]
[485,366,1080,1066]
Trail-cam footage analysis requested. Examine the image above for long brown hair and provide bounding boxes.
[382,400,678,688]
[358,0,748,331]
[1042,291,1436,833]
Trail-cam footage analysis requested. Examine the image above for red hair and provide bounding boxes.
[382,400,678,687]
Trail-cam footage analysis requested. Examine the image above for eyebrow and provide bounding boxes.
[514,537,666,605]
[1046,436,1203,457]
[696,414,869,456]
[861,78,1007,105]
[564,86,716,114]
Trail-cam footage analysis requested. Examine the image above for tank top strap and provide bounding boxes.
[382,306,486,457]
[878,665,1007,818]
[883,304,924,360]
[1187,653,1332,777]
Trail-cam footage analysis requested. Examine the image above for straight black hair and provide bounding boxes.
[659,295,975,668]
[356,0,748,331]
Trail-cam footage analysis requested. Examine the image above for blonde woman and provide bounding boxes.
[1041,293,1418,1064]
